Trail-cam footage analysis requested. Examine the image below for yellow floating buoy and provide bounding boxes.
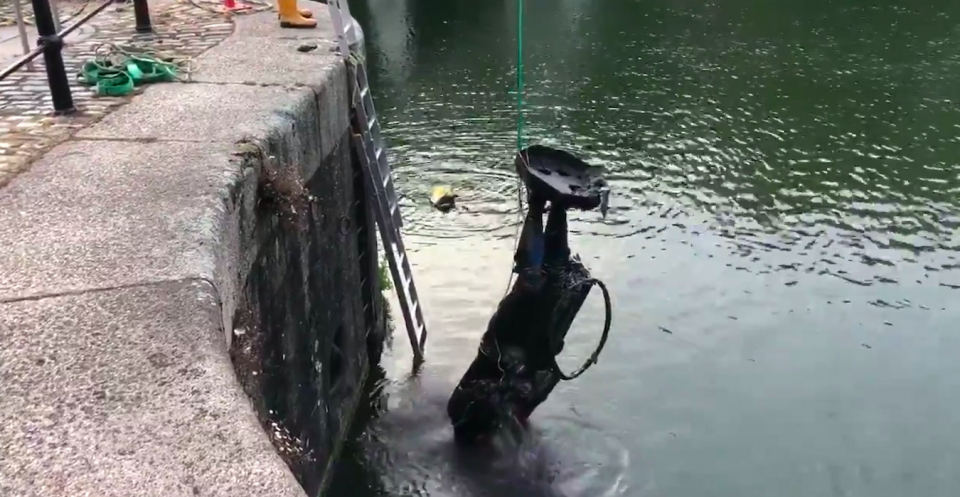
[430,185,458,212]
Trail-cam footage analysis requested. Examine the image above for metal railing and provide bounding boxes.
[0,0,153,115]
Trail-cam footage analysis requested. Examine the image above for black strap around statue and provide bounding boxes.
[548,277,612,381]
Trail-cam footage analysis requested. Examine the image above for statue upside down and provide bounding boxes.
[447,146,610,445]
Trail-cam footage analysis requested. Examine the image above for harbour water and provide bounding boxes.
[330,1,960,496]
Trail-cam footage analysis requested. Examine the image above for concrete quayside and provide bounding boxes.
[0,5,385,496]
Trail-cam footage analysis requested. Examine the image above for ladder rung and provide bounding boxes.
[390,241,403,260]
[360,87,369,99]
[368,116,377,129]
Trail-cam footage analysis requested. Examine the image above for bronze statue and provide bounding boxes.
[447,145,612,444]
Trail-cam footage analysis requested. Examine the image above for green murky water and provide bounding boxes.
[330,1,960,496]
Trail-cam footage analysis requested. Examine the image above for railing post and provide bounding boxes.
[12,0,35,71]
[133,0,153,33]
[30,0,74,114]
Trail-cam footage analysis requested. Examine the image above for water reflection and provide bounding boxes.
[332,0,960,495]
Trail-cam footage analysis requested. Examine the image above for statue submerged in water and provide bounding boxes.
[447,145,612,445]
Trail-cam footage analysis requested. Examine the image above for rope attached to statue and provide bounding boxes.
[503,0,527,299]
[510,0,612,383]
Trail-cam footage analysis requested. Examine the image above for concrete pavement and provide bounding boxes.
[1,5,356,497]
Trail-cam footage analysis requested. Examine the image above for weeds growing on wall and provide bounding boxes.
[378,258,393,291]
[377,257,395,335]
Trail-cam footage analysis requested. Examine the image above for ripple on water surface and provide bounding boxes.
[382,23,960,290]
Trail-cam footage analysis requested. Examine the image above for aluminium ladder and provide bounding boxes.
[328,0,427,365]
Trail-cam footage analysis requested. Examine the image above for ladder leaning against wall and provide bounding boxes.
[327,0,428,367]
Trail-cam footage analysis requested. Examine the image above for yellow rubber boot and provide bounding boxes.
[279,8,313,19]
[277,0,316,28]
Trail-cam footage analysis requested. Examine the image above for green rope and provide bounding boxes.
[503,0,527,298]
[516,0,525,152]
[77,43,197,96]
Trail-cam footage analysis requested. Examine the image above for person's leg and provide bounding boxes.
[541,200,593,362]
[513,191,547,289]
[543,202,570,270]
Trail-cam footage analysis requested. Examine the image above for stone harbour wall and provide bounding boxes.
[229,129,388,497]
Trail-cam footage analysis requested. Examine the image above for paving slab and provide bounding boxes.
[74,81,315,143]
[0,279,305,497]
[189,33,341,88]
[0,138,238,302]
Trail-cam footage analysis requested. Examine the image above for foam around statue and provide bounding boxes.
[447,145,613,445]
